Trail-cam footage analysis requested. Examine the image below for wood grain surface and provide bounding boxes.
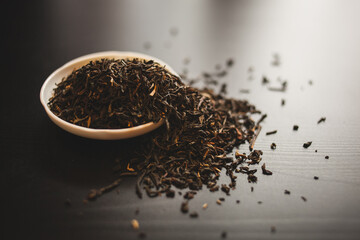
[1,0,360,239]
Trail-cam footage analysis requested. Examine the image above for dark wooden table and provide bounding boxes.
[2,0,360,239]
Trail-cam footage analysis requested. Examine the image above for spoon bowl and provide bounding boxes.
[40,51,176,140]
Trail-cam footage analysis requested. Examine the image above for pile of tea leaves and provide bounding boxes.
[49,59,272,212]
[49,58,183,129]
[49,58,268,208]
[126,85,265,199]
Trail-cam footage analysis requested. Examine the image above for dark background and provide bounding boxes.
[2,0,360,239]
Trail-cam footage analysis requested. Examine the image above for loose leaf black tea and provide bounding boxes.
[270,143,276,150]
[184,191,196,200]
[317,117,326,124]
[303,141,312,149]
[262,76,270,85]
[266,130,277,136]
[116,66,265,205]
[87,178,122,200]
[257,114,267,125]
[181,201,189,213]
[49,58,186,129]
[268,80,287,92]
[281,99,285,106]
[226,59,234,67]
[166,189,175,198]
[61,58,270,215]
[261,163,273,175]
[248,174,257,183]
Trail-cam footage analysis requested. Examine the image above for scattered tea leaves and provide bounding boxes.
[248,174,257,183]
[303,141,312,149]
[87,189,99,200]
[317,117,326,124]
[226,58,234,67]
[268,80,287,92]
[281,99,285,106]
[257,114,268,126]
[261,163,273,175]
[221,184,230,195]
[262,76,270,85]
[270,143,276,150]
[184,191,196,200]
[266,130,277,136]
[65,57,275,223]
[166,189,175,198]
[249,126,262,151]
[181,201,189,213]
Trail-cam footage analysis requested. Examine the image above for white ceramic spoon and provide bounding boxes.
[40,51,177,140]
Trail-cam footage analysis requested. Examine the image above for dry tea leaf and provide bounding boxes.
[303,141,312,148]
